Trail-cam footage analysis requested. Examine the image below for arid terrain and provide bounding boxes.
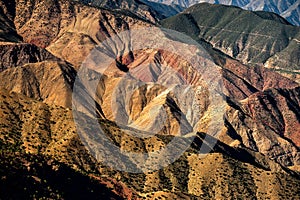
[0,0,299,199]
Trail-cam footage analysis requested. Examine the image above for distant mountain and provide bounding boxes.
[141,0,183,18]
[148,0,300,26]
[161,3,300,82]
[74,0,183,23]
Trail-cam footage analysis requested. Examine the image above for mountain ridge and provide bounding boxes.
[161,3,300,82]
[148,0,300,26]
[74,0,183,23]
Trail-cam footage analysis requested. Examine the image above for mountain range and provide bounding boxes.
[161,3,300,82]
[148,0,300,26]
[74,0,183,22]
[0,0,299,199]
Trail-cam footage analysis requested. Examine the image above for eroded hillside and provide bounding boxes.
[0,0,299,199]
[1,89,300,199]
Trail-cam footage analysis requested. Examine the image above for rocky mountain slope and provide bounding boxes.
[3,0,296,171]
[0,0,300,199]
[0,60,75,107]
[161,3,300,82]
[0,43,58,72]
[161,3,300,168]
[225,86,300,167]
[12,0,152,68]
[148,0,300,26]
[1,88,300,199]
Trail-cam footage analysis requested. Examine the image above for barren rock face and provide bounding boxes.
[0,43,58,72]
[14,0,62,48]
[220,57,299,100]
[225,87,300,167]
[87,48,217,136]
[210,51,300,168]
